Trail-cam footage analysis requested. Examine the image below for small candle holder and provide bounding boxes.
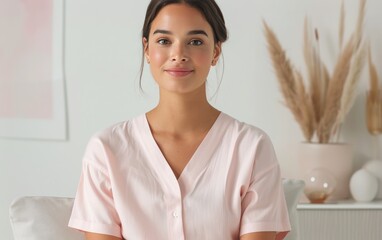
[303,168,337,203]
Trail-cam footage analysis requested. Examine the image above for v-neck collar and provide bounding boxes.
[140,112,226,195]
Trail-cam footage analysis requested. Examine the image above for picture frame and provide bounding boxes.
[0,0,67,140]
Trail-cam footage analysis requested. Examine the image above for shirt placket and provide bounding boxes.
[166,192,184,240]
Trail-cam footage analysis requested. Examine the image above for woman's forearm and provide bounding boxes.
[85,232,122,240]
[240,231,277,240]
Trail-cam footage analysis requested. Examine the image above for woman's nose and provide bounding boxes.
[171,44,189,62]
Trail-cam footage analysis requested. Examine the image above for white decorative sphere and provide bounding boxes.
[350,169,378,202]
[363,160,382,199]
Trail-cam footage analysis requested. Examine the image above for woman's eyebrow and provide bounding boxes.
[153,29,209,37]
[188,30,208,37]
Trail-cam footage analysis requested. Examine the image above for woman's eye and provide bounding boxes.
[157,39,170,45]
[189,40,203,46]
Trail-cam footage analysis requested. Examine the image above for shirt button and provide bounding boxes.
[172,211,179,218]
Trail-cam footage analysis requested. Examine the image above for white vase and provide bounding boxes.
[350,168,378,202]
[297,143,353,201]
[363,159,382,199]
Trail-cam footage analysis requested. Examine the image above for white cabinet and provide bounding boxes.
[297,201,382,240]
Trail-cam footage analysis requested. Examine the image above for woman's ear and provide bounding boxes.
[212,42,222,66]
[143,37,150,63]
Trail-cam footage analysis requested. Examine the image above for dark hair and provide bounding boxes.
[139,0,228,89]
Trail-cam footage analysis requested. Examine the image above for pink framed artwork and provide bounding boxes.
[0,0,67,140]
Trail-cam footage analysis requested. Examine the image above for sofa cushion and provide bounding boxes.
[9,196,84,240]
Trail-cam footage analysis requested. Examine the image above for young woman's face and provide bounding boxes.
[144,4,221,95]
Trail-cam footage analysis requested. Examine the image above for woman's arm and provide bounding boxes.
[85,232,122,240]
[240,232,276,240]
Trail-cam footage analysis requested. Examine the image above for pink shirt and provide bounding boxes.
[68,112,290,239]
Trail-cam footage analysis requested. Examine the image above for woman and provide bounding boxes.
[68,0,291,239]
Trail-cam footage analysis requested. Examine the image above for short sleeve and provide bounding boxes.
[68,137,122,238]
[240,134,291,239]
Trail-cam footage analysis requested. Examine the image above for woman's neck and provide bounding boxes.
[146,89,220,135]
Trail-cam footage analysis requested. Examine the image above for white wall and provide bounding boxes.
[1,0,381,238]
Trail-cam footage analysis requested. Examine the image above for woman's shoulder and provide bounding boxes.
[220,112,270,140]
[88,114,146,145]
[220,112,278,168]
[80,115,148,169]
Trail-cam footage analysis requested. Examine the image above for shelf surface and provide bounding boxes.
[297,200,382,209]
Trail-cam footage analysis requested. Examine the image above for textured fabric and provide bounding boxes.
[9,196,85,240]
[68,112,291,239]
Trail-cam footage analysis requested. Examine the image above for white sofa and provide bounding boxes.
[9,179,304,240]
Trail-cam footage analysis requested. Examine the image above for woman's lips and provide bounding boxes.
[165,68,193,77]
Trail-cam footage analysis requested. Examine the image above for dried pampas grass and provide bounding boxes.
[368,44,380,101]
[339,0,346,49]
[263,21,314,141]
[264,0,367,143]
[366,92,382,135]
[317,36,354,143]
[366,44,382,135]
[335,41,367,132]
